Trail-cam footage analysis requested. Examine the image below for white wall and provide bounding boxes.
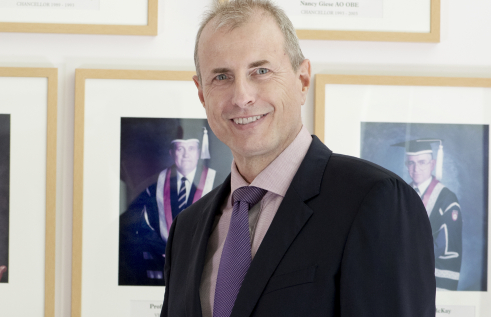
[0,0,490,316]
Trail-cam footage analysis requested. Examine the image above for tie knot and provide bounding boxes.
[233,186,267,206]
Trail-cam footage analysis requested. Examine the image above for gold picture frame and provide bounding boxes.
[72,69,198,317]
[0,0,157,35]
[296,0,440,42]
[0,67,58,316]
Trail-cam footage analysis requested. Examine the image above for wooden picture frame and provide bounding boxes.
[293,0,440,42]
[315,74,490,316]
[73,69,207,317]
[0,0,157,35]
[0,67,57,316]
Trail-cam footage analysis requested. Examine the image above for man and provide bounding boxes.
[119,135,216,286]
[161,0,435,316]
[395,139,462,291]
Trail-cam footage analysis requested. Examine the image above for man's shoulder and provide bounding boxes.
[328,153,404,183]
[312,152,420,204]
[302,136,402,183]
[293,137,410,198]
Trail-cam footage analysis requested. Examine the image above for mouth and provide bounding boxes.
[232,114,267,125]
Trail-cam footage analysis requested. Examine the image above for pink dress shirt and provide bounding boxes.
[199,126,312,317]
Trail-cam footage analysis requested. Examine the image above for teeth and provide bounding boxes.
[233,115,262,125]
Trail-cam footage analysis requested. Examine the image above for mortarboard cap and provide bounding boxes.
[392,138,444,180]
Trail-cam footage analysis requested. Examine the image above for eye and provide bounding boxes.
[256,68,269,75]
[215,74,228,81]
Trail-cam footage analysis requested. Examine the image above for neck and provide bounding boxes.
[233,125,302,183]
[234,155,273,184]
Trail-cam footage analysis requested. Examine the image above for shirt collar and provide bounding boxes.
[414,176,433,196]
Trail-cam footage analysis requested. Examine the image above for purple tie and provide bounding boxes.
[213,186,267,317]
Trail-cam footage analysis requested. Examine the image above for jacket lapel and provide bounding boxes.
[184,175,232,317]
[230,136,332,317]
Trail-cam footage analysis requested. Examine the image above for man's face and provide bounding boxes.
[170,141,200,177]
[406,153,435,186]
[193,12,310,164]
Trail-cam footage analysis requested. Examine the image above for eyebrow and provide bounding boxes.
[249,60,269,68]
[212,67,230,74]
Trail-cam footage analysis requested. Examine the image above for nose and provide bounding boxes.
[232,74,255,108]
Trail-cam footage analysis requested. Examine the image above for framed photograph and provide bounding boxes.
[283,0,439,42]
[73,69,233,317]
[0,67,57,316]
[0,0,157,35]
[315,74,490,316]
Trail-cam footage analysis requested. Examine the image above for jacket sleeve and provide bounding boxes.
[340,178,436,316]
[160,214,179,317]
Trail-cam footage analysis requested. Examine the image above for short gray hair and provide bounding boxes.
[194,0,305,82]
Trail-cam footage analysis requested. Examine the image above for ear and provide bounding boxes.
[193,75,206,107]
[297,59,311,105]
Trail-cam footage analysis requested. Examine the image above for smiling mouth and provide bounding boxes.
[232,114,266,125]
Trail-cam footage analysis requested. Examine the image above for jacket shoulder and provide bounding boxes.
[329,153,404,184]
[319,153,420,209]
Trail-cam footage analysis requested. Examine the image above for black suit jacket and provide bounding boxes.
[161,136,436,316]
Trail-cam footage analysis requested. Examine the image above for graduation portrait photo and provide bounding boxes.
[360,122,489,292]
[0,114,9,284]
[118,117,233,286]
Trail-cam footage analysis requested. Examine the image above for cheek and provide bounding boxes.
[205,110,221,132]
[205,103,228,129]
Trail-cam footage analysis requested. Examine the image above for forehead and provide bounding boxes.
[198,11,286,67]
[406,153,432,161]
[173,141,199,149]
